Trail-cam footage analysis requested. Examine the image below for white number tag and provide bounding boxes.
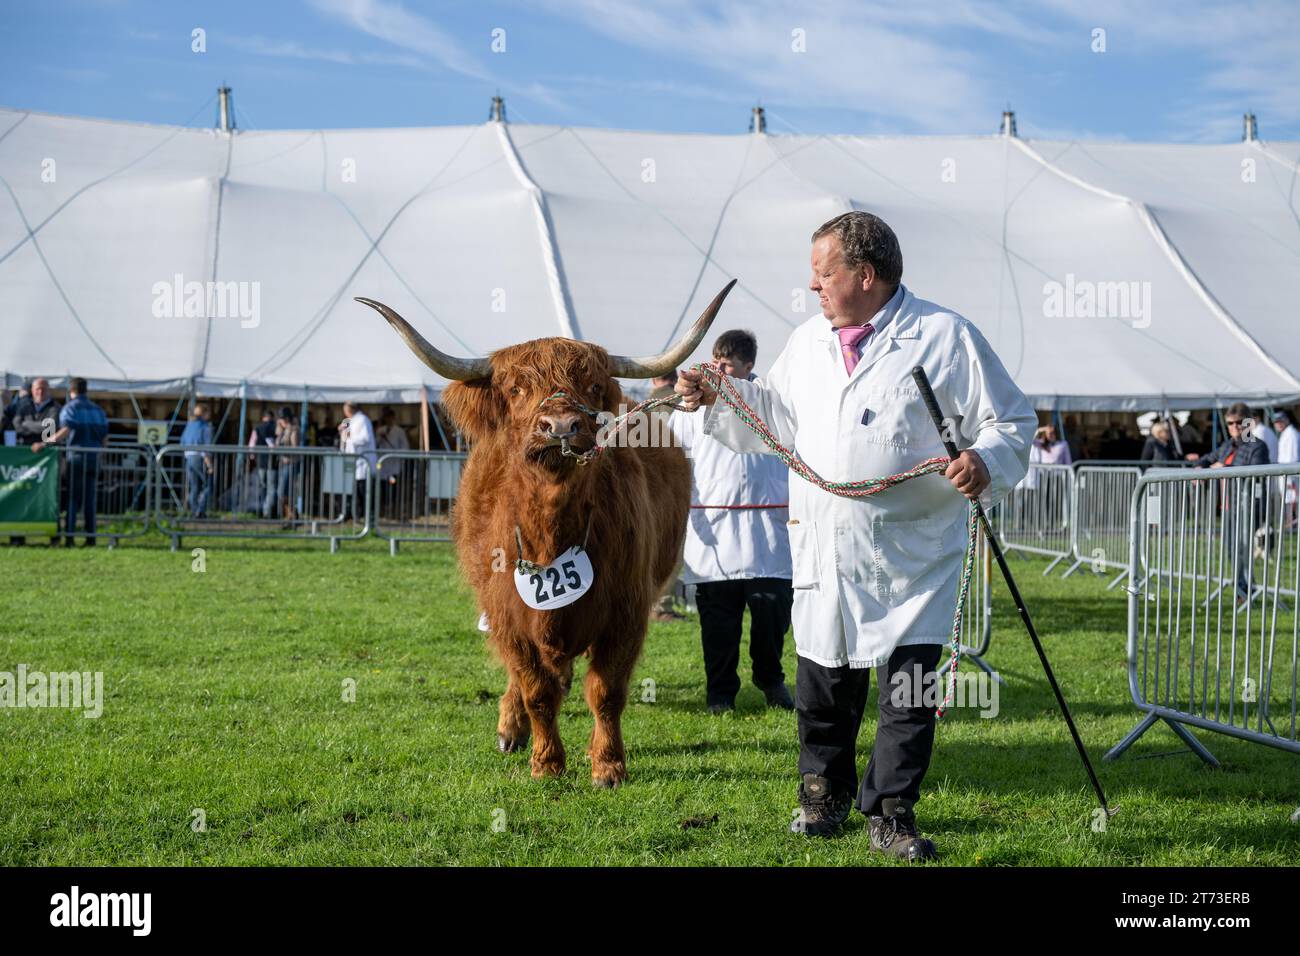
[514,547,595,610]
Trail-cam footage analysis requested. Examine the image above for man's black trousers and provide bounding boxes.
[796,643,943,816]
[694,577,793,706]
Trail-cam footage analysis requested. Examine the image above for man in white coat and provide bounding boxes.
[338,400,377,523]
[676,212,1035,860]
[669,329,795,715]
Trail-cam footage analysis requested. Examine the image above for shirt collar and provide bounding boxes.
[816,284,905,341]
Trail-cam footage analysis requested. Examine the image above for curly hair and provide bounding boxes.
[811,211,903,287]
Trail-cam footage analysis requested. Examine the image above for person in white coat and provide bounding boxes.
[338,400,377,523]
[1272,410,1299,528]
[670,329,795,714]
[677,212,1035,860]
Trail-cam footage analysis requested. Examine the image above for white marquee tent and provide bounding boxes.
[2,105,1298,411]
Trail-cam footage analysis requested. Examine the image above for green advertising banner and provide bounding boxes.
[0,447,59,535]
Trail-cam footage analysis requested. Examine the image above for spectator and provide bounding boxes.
[1194,402,1270,604]
[273,406,301,528]
[1255,408,1279,465]
[1029,424,1072,466]
[32,377,108,547]
[8,378,61,544]
[1194,403,1270,470]
[1,383,25,437]
[1140,419,1178,462]
[376,407,410,451]
[180,404,215,518]
[1272,410,1299,530]
[10,377,61,447]
[376,407,410,522]
[338,401,376,522]
[248,409,277,518]
[671,334,794,713]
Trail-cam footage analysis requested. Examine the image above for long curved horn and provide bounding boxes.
[607,279,738,379]
[355,297,491,381]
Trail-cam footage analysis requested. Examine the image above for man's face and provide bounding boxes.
[31,379,48,404]
[713,355,754,380]
[809,236,871,327]
[1273,419,1286,434]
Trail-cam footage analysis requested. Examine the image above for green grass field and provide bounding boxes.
[1,537,1296,866]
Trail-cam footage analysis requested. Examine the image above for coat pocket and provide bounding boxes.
[786,519,820,589]
[871,516,965,605]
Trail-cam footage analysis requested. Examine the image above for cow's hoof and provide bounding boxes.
[530,757,566,779]
[497,732,529,754]
[592,765,627,789]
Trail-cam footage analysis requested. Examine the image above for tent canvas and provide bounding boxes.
[3,106,1298,411]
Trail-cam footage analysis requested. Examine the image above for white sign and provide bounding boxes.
[514,547,594,610]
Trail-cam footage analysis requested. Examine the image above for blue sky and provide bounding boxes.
[2,0,1297,141]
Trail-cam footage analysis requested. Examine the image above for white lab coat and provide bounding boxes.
[669,384,793,584]
[1276,424,1298,465]
[1258,422,1278,464]
[343,410,378,480]
[698,285,1035,669]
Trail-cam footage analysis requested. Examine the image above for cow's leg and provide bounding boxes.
[585,637,640,788]
[520,663,567,778]
[497,670,530,754]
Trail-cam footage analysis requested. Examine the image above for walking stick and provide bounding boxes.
[911,366,1117,819]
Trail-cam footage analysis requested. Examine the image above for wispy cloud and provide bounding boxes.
[534,0,1300,139]
[226,33,424,68]
[306,0,490,80]
[305,0,573,114]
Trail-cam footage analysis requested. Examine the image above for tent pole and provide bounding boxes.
[300,386,309,446]
[1164,403,1183,457]
[428,394,451,451]
[236,380,248,447]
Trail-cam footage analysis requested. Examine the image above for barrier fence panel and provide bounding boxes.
[372,451,466,554]
[1064,464,1142,587]
[989,463,1073,571]
[17,444,155,546]
[153,444,372,550]
[1107,463,1300,765]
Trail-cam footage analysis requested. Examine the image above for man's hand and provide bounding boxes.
[945,450,990,500]
[674,367,718,412]
[30,442,45,453]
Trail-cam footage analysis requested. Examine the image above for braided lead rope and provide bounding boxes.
[539,371,974,712]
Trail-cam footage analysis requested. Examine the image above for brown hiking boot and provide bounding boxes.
[789,774,853,837]
[868,797,938,862]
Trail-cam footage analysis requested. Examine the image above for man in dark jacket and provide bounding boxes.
[7,378,61,544]
[10,377,61,447]
[33,378,109,546]
[1194,402,1270,470]
[1193,402,1270,602]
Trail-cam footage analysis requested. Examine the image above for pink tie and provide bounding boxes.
[835,323,874,375]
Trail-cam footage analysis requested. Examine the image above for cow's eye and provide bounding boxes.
[509,386,521,397]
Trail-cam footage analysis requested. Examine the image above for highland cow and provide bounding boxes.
[357,282,735,787]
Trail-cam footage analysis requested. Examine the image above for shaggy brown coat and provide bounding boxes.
[442,337,690,787]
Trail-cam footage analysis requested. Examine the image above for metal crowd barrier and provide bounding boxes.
[153,444,373,552]
[989,463,1073,571]
[372,451,466,554]
[20,444,155,546]
[1062,464,1143,588]
[1106,463,1300,765]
